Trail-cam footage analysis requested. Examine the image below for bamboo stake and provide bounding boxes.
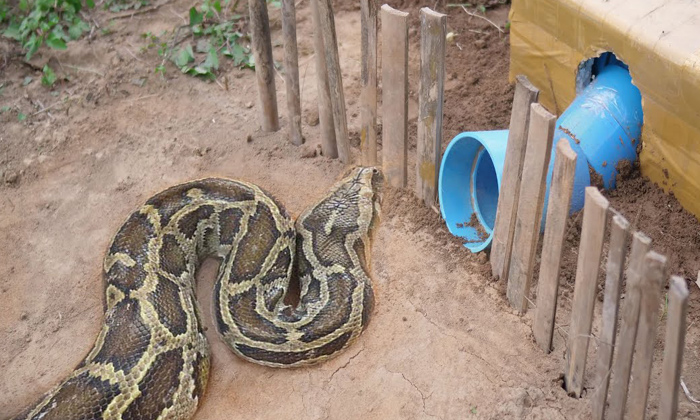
[490,75,539,281]
[564,187,609,398]
[310,0,336,157]
[591,214,630,420]
[315,0,350,162]
[415,7,446,206]
[249,0,279,131]
[658,276,689,420]
[533,139,578,352]
[281,0,303,145]
[360,0,378,165]
[380,5,409,188]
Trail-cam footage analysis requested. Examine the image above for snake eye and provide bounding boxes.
[371,168,379,174]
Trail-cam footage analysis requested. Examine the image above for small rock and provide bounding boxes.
[305,109,320,126]
[245,133,254,143]
[4,170,19,185]
[474,39,487,49]
[300,144,318,158]
[244,101,253,109]
[476,252,488,264]
[25,336,32,343]
[20,312,28,321]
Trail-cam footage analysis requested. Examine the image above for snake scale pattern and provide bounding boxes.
[12,166,383,420]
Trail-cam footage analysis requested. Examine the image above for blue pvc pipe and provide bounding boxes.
[439,64,643,252]
[439,130,508,252]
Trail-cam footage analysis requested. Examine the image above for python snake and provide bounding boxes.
[12,166,383,420]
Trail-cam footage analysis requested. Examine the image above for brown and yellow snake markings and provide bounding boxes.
[12,166,383,420]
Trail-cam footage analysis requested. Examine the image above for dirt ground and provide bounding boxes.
[0,0,698,419]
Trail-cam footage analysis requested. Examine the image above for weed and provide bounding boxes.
[2,0,93,60]
[41,64,56,86]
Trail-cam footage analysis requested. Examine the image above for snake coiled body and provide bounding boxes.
[13,167,383,420]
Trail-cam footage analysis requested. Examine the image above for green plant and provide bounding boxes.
[104,0,148,13]
[156,0,255,79]
[41,63,56,86]
[2,0,93,60]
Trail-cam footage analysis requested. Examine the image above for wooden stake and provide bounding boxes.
[658,276,689,420]
[628,251,667,419]
[591,214,630,420]
[607,231,652,420]
[506,103,556,313]
[564,187,609,398]
[249,0,279,132]
[282,0,303,145]
[360,0,378,166]
[533,139,578,352]
[380,5,409,188]
[415,7,446,206]
[310,0,337,157]
[315,0,350,162]
[490,75,539,281]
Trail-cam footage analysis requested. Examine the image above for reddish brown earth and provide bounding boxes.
[0,0,698,419]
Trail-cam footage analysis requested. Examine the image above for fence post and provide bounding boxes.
[564,187,609,397]
[249,0,279,132]
[591,214,630,420]
[281,0,303,145]
[658,276,689,420]
[607,232,652,420]
[315,0,350,162]
[490,75,539,281]
[310,0,337,157]
[360,0,378,166]
[506,103,555,313]
[533,139,577,352]
[628,251,668,418]
[380,5,409,188]
[415,7,446,206]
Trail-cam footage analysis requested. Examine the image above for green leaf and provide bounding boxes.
[188,7,203,26]
[85,0,95,8]
[18,112,27,121]
[204,47,219,70]
[46,32,67,50]
[3,23,21,40]
[477,4,486,13]
[22,76,33,86]
[0,105,11,113]
[173,44,195,68]
[41,64,57,86]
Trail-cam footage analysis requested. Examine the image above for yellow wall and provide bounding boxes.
[509,0,700,218]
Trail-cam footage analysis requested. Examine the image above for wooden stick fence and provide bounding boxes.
[250,3,693,416]
[487,72,691,417]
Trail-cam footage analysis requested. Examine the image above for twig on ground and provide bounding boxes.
[681,379,700,404]
[110,0,176,20]
[460,5,504,34]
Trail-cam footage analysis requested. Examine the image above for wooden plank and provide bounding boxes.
[658,276,690,420]
[490,75,539,281]
[310,0,337,157]
[315,0,350,162]
[564,187,610,397]
[380,5,409,188]
[607,231,653,420]
[591,214,630,420]
[627,251,668,419]
[281,0,303,145]
[505,103,556,313]
[360,0,378,166]
[249,0,279,132]
[533,139,578,353]
[415,7,446,206]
